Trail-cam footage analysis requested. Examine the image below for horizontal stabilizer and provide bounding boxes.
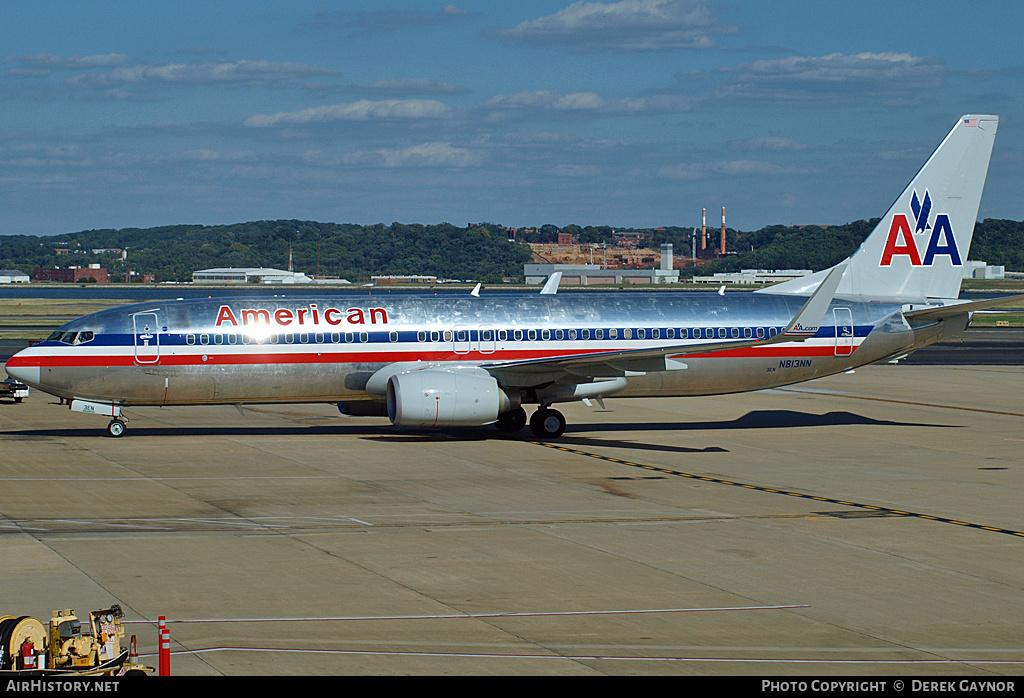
[903,294,1024,326]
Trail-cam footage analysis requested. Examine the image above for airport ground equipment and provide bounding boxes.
[0,377,28,402]
[0,605,152,676]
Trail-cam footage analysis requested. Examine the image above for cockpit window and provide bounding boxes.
[58,331,95,345]
[47,331,65,342]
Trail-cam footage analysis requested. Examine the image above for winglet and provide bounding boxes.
[540,272,562,295]
[782,264,846,339]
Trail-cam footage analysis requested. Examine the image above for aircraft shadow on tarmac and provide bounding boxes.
[1,409,957,456]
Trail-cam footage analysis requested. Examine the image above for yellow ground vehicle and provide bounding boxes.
[0,605,152,676]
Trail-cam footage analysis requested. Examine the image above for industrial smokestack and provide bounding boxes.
[720,207,726,256]
[701,208,707,251]
[288,247,294,272]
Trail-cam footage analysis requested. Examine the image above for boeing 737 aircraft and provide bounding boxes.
[5,115,1016,439]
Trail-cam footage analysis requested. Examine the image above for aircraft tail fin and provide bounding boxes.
[763,115,998,301]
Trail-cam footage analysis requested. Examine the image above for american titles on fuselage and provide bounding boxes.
[215,303,389,328]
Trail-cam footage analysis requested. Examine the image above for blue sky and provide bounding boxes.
[2,0,1021,236]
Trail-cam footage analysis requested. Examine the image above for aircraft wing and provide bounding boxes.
[483,264,846,385]
[903,294,1024,326]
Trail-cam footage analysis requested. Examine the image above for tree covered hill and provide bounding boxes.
[0,220,535,283]
[0,217,1020,283]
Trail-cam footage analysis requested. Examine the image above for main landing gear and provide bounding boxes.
[106,418,127,438]
[495,406,566,439]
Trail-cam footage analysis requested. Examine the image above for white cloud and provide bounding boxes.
[734,136,810,152]
[486,89,691,114]
[69,60,338,88]
[298,6,476,34]
[658,159,814,180]
[6,53,130,69]
[494,0,728,52]
[711,52,946,105]
[305,142,484,168]
[357,78,469,95]
[245,99,449,127]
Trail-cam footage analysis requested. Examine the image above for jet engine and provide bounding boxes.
[387,368,512,427]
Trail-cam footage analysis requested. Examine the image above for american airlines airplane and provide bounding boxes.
[5,115,1015,439]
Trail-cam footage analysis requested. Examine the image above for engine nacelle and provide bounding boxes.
[387,368,511,427]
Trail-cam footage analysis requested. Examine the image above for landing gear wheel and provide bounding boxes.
[107,419,126,438]
[529,407,566,439]
[495,406,528,433]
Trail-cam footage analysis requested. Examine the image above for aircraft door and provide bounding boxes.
[133,312,161,364]
[834,308,854,356]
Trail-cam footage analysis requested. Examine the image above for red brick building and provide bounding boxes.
[33,267,109,283]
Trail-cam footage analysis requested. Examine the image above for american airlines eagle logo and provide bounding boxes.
[880,189,962,267]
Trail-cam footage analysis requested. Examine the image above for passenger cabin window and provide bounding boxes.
[417,331,426,342]
[581,329,590,340]
[514,329,523,341]
[528,329,537,341]
[430,330,440,342]
[443,330,453,342]
[200,334,210,345]
[389,331,399,343]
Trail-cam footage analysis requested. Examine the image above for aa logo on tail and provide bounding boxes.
[880,189,962,267]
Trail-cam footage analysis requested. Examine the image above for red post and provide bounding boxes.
[158,616,170,676]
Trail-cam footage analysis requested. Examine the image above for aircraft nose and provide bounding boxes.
[5,362,41,388]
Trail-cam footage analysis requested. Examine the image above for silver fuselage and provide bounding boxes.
[5,292,959,407]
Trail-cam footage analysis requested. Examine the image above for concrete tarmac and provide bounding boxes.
[1,364,1022,676]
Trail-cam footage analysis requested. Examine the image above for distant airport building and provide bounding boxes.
[33,266,108,283]
[692,269,812,285]
[962,261,1004,280]
[371,275,438,284]
[192,267,313,284]
[0,269,30,284]
[526,243,680,285]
